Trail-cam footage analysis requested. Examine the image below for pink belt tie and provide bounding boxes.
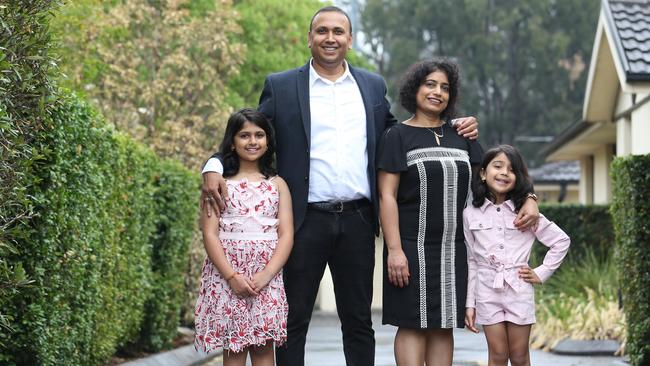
[478,259,528,292]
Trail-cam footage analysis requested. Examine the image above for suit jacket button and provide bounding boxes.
[304,176,308,181]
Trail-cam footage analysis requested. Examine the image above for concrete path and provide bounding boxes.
[198,311,626,366]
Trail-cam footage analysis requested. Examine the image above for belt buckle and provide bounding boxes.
[335,201,344,213]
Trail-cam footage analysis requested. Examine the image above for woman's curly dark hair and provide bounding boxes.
[471,144,534,211]
[219,108,277,178]
[398,59,460,122]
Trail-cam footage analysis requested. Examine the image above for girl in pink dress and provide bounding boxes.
[463,145,570,366]
[195,108,293,366]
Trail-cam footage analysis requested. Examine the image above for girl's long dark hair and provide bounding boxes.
[471,145,534,211]
[219,108,276,178]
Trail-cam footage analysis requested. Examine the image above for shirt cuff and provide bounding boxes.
[201,158,223,175]
[466,298,476,308]
[533,265,554,283]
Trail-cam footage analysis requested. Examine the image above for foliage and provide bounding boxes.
[52,0,245,170]
[529,205,623,351]
[0,0,60,347]
[137,160,199,351]
[531,204,613,264]
[611,154,650,366]
[531,248,625,350]
[0,93,199,365]
[227,0,372,107]
[360,0,600,165]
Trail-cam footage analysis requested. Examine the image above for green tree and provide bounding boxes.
[361,0,599,165]
[227,0,372,107]
[53,0,244,170]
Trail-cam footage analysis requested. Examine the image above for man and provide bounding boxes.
[201,6,488,365]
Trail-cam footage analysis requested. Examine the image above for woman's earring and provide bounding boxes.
[481,177,486,182]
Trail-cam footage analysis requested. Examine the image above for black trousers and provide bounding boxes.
[276,203,376,366]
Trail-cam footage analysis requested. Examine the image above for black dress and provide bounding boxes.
[377,122,483,329]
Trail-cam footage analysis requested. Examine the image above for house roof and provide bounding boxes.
[604,0,650,81]
[530,161,580,184]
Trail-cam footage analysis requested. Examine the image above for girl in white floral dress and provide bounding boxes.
[195,108,293,366]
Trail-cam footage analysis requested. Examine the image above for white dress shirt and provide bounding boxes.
[202,60,370,203]
[306,60,369,202]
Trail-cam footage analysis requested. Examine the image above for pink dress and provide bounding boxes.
[194,178,288,353]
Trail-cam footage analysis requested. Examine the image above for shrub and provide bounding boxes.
[0,0,60,346]
[0,93,199,365]
[136,161,199,351]
[534,204,613,263]
[611,154,650,366]
[531,248,625,350]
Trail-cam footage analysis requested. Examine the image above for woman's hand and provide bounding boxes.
[252,270,275,293]
[228,274,257,297]
[514,197,540,231]
[201,172,228,218]
[518,266,542,284]
[465,308,480,333]
[387,249,410,288]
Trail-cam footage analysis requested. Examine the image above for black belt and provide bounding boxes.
[307,198,370,213]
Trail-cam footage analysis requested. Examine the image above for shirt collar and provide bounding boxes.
[309,59,355,86]
[479,199,516,213]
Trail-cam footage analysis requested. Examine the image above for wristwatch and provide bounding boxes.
[526,193,539,202]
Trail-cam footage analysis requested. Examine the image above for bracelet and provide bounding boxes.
[225,272,237,281]
[526,193,538,202]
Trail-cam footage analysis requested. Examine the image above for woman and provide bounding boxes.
[377,59,539,365]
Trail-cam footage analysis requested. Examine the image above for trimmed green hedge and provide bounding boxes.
[137,160,200,351]
[0,94,199,365]
[611,154,650,366]
[532,204,613,264]
[0,0,60,341]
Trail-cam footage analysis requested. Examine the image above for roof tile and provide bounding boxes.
[607,0,650,79]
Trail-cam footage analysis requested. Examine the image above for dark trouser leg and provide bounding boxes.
[276,209,333,366]
[329,205,376,366]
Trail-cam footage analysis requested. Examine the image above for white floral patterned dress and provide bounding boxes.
[194,178,288,353]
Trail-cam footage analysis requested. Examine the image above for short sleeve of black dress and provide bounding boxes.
[380,122,484,330]
[377,125,408,173]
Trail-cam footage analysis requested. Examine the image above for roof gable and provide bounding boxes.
[605,0,650,81]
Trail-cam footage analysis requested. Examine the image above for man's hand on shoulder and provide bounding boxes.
[201,172,227,218]
[453,116,479,140]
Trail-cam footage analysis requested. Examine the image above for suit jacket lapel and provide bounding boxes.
[350,66,376,165]
[297,62,311,148]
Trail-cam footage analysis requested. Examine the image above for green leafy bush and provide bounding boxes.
[529,205,621,350]
[0,0,60,343]
[611,154,650,366]
[0,92,199,365]
[136,160,199,351]
[533,204,613,264]
[531,248,624,349]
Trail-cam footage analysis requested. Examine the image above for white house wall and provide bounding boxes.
[631,94,650,155]
[593,145,613,204]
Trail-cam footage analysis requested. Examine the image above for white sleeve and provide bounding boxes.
[201,158,224,174]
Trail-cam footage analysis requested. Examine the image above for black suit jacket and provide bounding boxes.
[211,62,396,232]
[256,62,396,233]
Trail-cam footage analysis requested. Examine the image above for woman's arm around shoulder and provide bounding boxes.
[252,176,294,292]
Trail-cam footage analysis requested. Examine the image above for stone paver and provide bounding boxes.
[196,311,627,366]
[304,312,625,366]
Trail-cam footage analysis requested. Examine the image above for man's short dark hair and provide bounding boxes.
[309,6,352,33]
